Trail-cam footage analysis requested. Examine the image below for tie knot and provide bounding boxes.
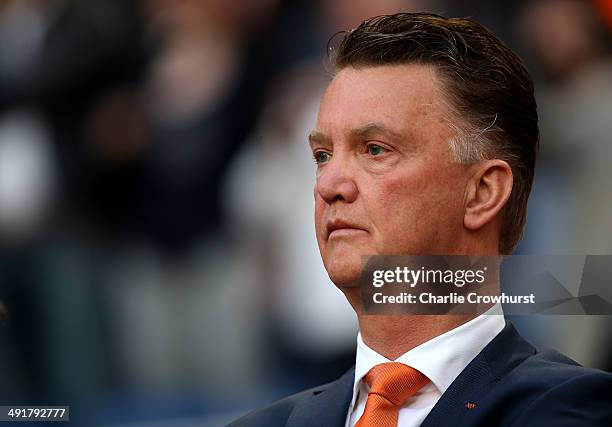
[363,362,429,407]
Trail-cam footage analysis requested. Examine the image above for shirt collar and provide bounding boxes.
[350,303,505,408]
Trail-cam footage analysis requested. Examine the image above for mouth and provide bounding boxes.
[326,219,367,239]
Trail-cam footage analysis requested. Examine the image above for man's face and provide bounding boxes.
[311,64,470,287]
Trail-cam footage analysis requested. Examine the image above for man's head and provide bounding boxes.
[310,13,538,287]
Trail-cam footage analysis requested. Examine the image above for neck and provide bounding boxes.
[358,313,477,360]
[342,282,498,360]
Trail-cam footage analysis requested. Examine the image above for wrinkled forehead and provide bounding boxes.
[315,64,455,143]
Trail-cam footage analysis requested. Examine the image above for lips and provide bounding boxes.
[326,219,366,239]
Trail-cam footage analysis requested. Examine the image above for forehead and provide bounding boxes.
[316,64,451,138]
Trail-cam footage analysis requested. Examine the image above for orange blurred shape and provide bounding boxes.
[594,0,612,29]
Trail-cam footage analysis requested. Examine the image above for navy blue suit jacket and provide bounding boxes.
[228,322,612,426]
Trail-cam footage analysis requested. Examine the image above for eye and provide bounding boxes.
[313,151,331,164]
[367,144,387,156]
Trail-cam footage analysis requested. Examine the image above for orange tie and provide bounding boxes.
[355,362,429,427]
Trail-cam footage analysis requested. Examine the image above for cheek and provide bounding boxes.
[314,195,326,240]
[367,165,464,246]
[314,193,323,220]
[373,169,435,214]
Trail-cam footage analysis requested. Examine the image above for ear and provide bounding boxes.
[464,160,513,231]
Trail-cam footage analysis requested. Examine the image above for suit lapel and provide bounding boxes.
[286,366,355,427]
[420,352,498,426]
[421,321,536,427]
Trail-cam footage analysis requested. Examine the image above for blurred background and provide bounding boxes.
[0,0,611,425]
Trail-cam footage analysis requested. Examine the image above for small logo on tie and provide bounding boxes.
[465,402,476,410]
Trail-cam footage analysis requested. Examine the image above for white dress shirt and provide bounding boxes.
[346,304,506,427]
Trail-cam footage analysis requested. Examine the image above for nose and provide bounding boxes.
[315,155,358,204]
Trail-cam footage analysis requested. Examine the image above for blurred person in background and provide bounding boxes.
[518,0,612,254]
[230,12,612,427]
[0,2,146,421]
[513,0,612,371]
[0,0,315,423]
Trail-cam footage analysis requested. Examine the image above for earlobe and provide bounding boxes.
[463,160,513,231]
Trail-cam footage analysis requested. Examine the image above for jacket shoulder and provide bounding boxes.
[511,354,612,426]
[494,349,612,426]
[482,322,610,392]
[513,348,611,386]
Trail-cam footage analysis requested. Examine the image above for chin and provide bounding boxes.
[324,255,363,288]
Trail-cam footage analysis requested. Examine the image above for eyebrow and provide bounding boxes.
[308,130,330,148]
[308,122,403,148]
